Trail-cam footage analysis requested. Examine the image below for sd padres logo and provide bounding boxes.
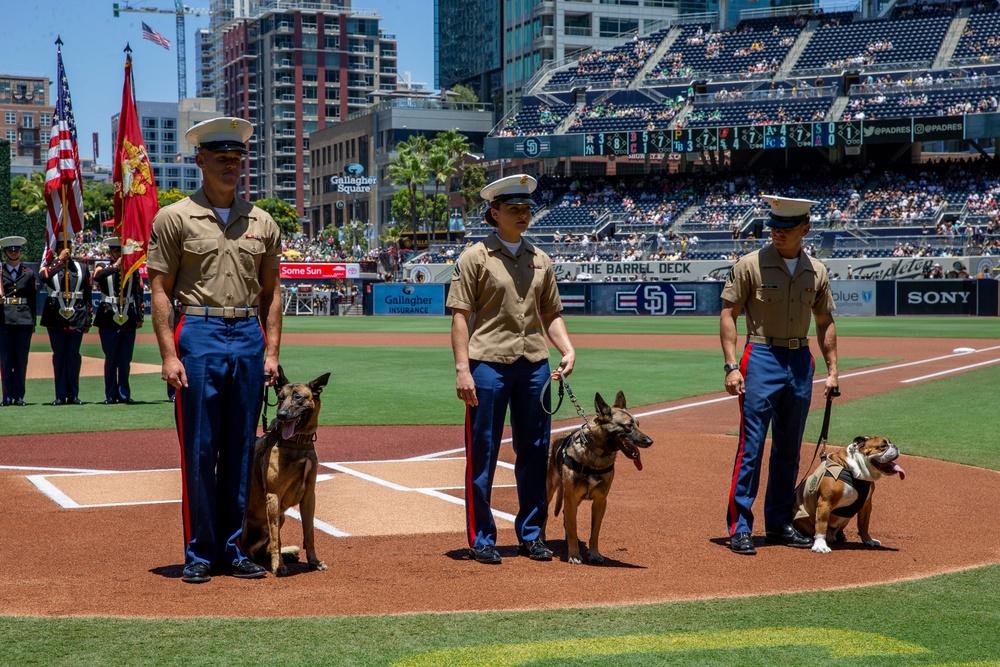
[615,285,696,315]
[514,136,550,157]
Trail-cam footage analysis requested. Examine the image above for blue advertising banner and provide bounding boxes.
[830,280,877,316]
[589,282,723,316]
[372,284,445,315]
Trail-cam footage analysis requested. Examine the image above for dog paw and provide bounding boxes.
[863,538,881,548]
[588,552,605,565]
[309,560,328,571]
[567,554,583,565]
[275,564,289,576]
[811,543,832,554]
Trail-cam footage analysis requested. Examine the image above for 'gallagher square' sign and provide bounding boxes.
[330,175,377,194]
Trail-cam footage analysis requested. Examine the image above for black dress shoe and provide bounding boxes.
[13,399,26,406]
[231,558,267,579]
[730,532,757,555]
[181,562,211,584]
[122,398,137,405]
[765,524,812,548]
[1,399,10,407]
[470,544,502,564]
[50,399,65,406]
[69,398,84,405]
[517,538,553,561]
[102,398,117,405]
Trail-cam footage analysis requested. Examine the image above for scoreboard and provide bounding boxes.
[488,116,972,159]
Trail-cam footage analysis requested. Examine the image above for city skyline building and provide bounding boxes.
[2,73,55,178]
[219,0,398,214]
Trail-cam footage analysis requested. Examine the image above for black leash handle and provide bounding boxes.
[798,386,841,486]
[260,373,277,431]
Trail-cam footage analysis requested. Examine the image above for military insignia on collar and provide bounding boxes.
[245,233,262,240]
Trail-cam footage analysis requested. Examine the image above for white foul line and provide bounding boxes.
[902,357,1000,383]
[285,507,350,537]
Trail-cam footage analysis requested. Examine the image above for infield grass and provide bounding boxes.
[2,316,998,665]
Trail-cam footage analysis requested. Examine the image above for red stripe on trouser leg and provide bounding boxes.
[727,344,753,536]
[173,314,192,547]
[465,404,476,549]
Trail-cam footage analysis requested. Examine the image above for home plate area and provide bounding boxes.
[26,455,512,537]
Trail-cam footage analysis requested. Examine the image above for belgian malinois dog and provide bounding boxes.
[243,366,331,576]
[546,391,653,564]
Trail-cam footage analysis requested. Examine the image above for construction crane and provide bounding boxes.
[113,1,209,102]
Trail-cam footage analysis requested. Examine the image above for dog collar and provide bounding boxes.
[560,434,614,476]
[265,425,317,449]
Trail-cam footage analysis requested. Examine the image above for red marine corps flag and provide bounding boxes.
[43,37,84,264]
[113,46,159,293]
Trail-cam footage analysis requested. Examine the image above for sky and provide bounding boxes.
[1,0,435,166]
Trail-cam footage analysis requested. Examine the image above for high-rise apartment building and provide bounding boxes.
[1,73,54,177]
[220,0,397,214]
[111,99,219,194]
[436,0,719,114]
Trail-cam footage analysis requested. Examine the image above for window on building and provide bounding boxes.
[41,130,50,144]
[5,130,15,142]
[600,0,639,4]
[163,118,175,129]
[564,14,592,36]
[4,111,14,124]
[599,17,639,37]
[20,113,33,128]
[143,117,158,128]
[40,112,51,127]
[147,143,158,154]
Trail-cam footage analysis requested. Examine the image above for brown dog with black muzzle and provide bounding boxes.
[243,366,331,575]
[545,391,653,564]
[793,435,906,554]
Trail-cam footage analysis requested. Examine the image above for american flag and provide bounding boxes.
[43,41,84,264]
[142,22,170,50]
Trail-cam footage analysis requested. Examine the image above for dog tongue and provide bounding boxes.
[281,421,297,440]
[633,452,643,471]
[892,462,906,480]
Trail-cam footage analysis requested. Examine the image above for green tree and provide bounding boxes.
[158,188,190,208]
[387,136,431,245]
[448,84,479,103]
[459,163,488,218]
[433,128,471,227]
[254,197,301,236]
[427,148,457,230]
[379,225,402,251]
[12,172,46,214]
[82,181,114,232]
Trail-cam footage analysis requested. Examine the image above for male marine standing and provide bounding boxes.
[147,117,282,583]
[0,236,36,406]
[720,195,838,556]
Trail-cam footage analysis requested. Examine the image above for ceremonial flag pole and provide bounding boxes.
[44,37,84,317]
[113,44,159,321]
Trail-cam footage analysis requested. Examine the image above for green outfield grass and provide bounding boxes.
[3,316,999,665]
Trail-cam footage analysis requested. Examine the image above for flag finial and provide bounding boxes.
[125,43,132,54]
[55,36,63,47]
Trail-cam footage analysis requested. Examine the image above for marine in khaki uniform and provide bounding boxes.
[147,116,281,584]
[448,174,576,565]
[720,194,839,556]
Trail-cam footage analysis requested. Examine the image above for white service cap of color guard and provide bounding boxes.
[0,236,26,249]
[104,236,122,248]
[760,194,819,228]
[480,174,538,205]
[185,117,253,154]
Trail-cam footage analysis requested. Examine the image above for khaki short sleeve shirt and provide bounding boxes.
[446,234,562,364]
[721,244,835,339]
[146,189,281,308]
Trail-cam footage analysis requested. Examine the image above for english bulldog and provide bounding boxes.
[792,436,905,554]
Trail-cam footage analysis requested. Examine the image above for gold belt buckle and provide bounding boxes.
[222,306,236,318]
[787,338,801,350]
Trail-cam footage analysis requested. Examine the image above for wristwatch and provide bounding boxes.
[724,363,740,373]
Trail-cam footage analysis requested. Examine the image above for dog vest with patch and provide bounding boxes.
[794,459,872,524]
[559,433,614,476]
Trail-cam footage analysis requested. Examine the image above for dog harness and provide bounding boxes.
[559,432,615,476]
[826,462,872,519]
[264,420,317,450]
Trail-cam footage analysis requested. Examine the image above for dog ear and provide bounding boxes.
[613,390,627,410]
[594,392,613,421]
[276,365,290,388]
[310,372,331,396]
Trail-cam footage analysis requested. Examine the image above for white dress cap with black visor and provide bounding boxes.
[481,174,538,206]
[760,194,819,229]
[185,117,254,154]
[1,236,27,250]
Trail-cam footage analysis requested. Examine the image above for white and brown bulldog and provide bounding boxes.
[793,436,905,554]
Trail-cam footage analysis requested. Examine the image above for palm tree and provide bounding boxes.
[387,136,431,252]
[427,148,457,232]
[18,171,47,214]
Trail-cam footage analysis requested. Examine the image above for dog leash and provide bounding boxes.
[799,386,841,486]
[541,368,589,435]
[260,373,277,432]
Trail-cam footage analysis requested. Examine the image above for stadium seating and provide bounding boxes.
[544,28,671,91]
